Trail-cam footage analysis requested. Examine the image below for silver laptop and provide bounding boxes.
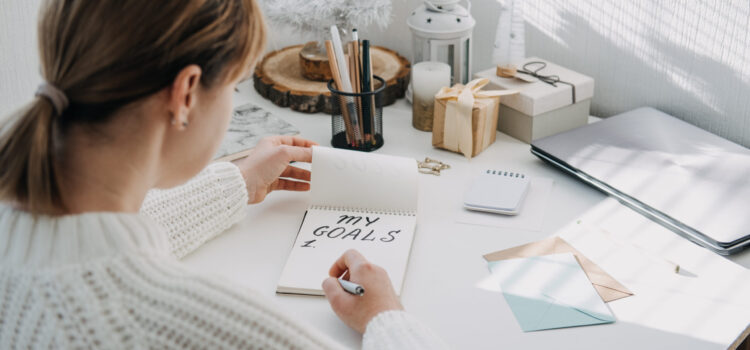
[531,107,750,255]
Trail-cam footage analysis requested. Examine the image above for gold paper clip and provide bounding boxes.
[417,157,450,176]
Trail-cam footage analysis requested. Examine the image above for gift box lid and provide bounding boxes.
[474,57,594,116]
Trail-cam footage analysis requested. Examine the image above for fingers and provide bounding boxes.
[329,249,367,278]
[322,276,343,297]
[257,136,317,163]
[280,165,311,182]
[271,179,310,192]
[322,276,353,314]
[268,165,311,193]
[280,145,313,163]
[274,135,319,148]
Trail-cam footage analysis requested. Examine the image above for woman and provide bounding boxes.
[0,0,448,348]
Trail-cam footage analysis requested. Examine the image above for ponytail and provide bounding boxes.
[0,0,266,214]
[0,98,62,213]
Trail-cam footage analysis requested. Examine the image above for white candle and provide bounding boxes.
[412,61,451,131]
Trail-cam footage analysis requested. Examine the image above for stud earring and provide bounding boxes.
[170,118,188,128]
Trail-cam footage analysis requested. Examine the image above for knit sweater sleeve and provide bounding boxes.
[140,162,248,259]
[114,257,446,350]
[363,310,451,349]
[87,254,347,350]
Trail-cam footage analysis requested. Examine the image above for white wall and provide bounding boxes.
[0,0,502,117]
[263,0,503,82]
[522,0,750,148]
[2,0,750,147]
[0,0,43,118]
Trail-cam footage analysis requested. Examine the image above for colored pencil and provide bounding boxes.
[325,40,355,146]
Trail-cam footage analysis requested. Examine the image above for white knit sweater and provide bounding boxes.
[0,162,448,349]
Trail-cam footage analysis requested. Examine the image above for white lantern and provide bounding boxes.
[407,0,475,86]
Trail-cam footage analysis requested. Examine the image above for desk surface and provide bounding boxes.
[182,82,750,349]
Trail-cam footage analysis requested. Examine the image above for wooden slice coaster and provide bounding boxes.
[253,44,411,114]
[299,41,332,81]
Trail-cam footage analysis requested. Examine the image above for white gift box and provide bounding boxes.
[474,58,594,143]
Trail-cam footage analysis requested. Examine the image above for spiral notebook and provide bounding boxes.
[463,169,530,215]
[277,146,418,296]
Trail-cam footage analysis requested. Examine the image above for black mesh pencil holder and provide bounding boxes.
[327,75,385,152]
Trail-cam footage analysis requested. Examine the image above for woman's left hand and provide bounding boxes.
[232,135,317,204]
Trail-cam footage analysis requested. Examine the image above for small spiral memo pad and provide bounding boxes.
[464,169,531,215]
[485,169,526,178]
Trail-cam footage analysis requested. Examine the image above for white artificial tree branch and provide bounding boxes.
[261,0,393,41]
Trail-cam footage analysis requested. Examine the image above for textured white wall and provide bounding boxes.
[2,0,749,147]
[522,0,750,147]
[0,0,43,119]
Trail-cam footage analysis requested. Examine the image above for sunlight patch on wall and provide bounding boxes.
[521,0,750,147]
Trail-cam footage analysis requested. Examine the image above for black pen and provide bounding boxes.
[361,40,372,144]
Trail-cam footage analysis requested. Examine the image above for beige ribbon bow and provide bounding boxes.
[435,78,518,158]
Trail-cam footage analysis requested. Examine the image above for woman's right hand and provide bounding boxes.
[321,249,404,334]
[231,135,317,204]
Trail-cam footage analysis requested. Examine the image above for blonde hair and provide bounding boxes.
[0,0,266,213]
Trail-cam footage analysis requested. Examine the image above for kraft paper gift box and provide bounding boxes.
[432,79,518,158]
[474,57,595,143]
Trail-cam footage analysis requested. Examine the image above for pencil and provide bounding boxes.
[329,25,362,146]
[351,41,364,145]
[325,40,355,146]
[365,41,376,145]
[347,50,362,147]
[352,29,361,132]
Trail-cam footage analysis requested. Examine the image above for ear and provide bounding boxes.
[166,65,202,130]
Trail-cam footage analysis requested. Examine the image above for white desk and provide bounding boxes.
[182,81,750,349]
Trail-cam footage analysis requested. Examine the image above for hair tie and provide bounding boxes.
[35,82,69,116]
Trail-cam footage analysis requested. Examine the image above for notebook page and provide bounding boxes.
[309,146,418,213]
[277,207,417,295]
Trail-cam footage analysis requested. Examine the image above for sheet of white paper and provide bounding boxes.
[277,207,416,295]
[557,198,750,345]
[457,177,553,231]
[310,146,418,213]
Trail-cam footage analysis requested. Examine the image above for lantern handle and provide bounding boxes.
[423,0,472,17]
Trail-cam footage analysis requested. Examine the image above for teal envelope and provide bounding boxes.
[488,253,616,332]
